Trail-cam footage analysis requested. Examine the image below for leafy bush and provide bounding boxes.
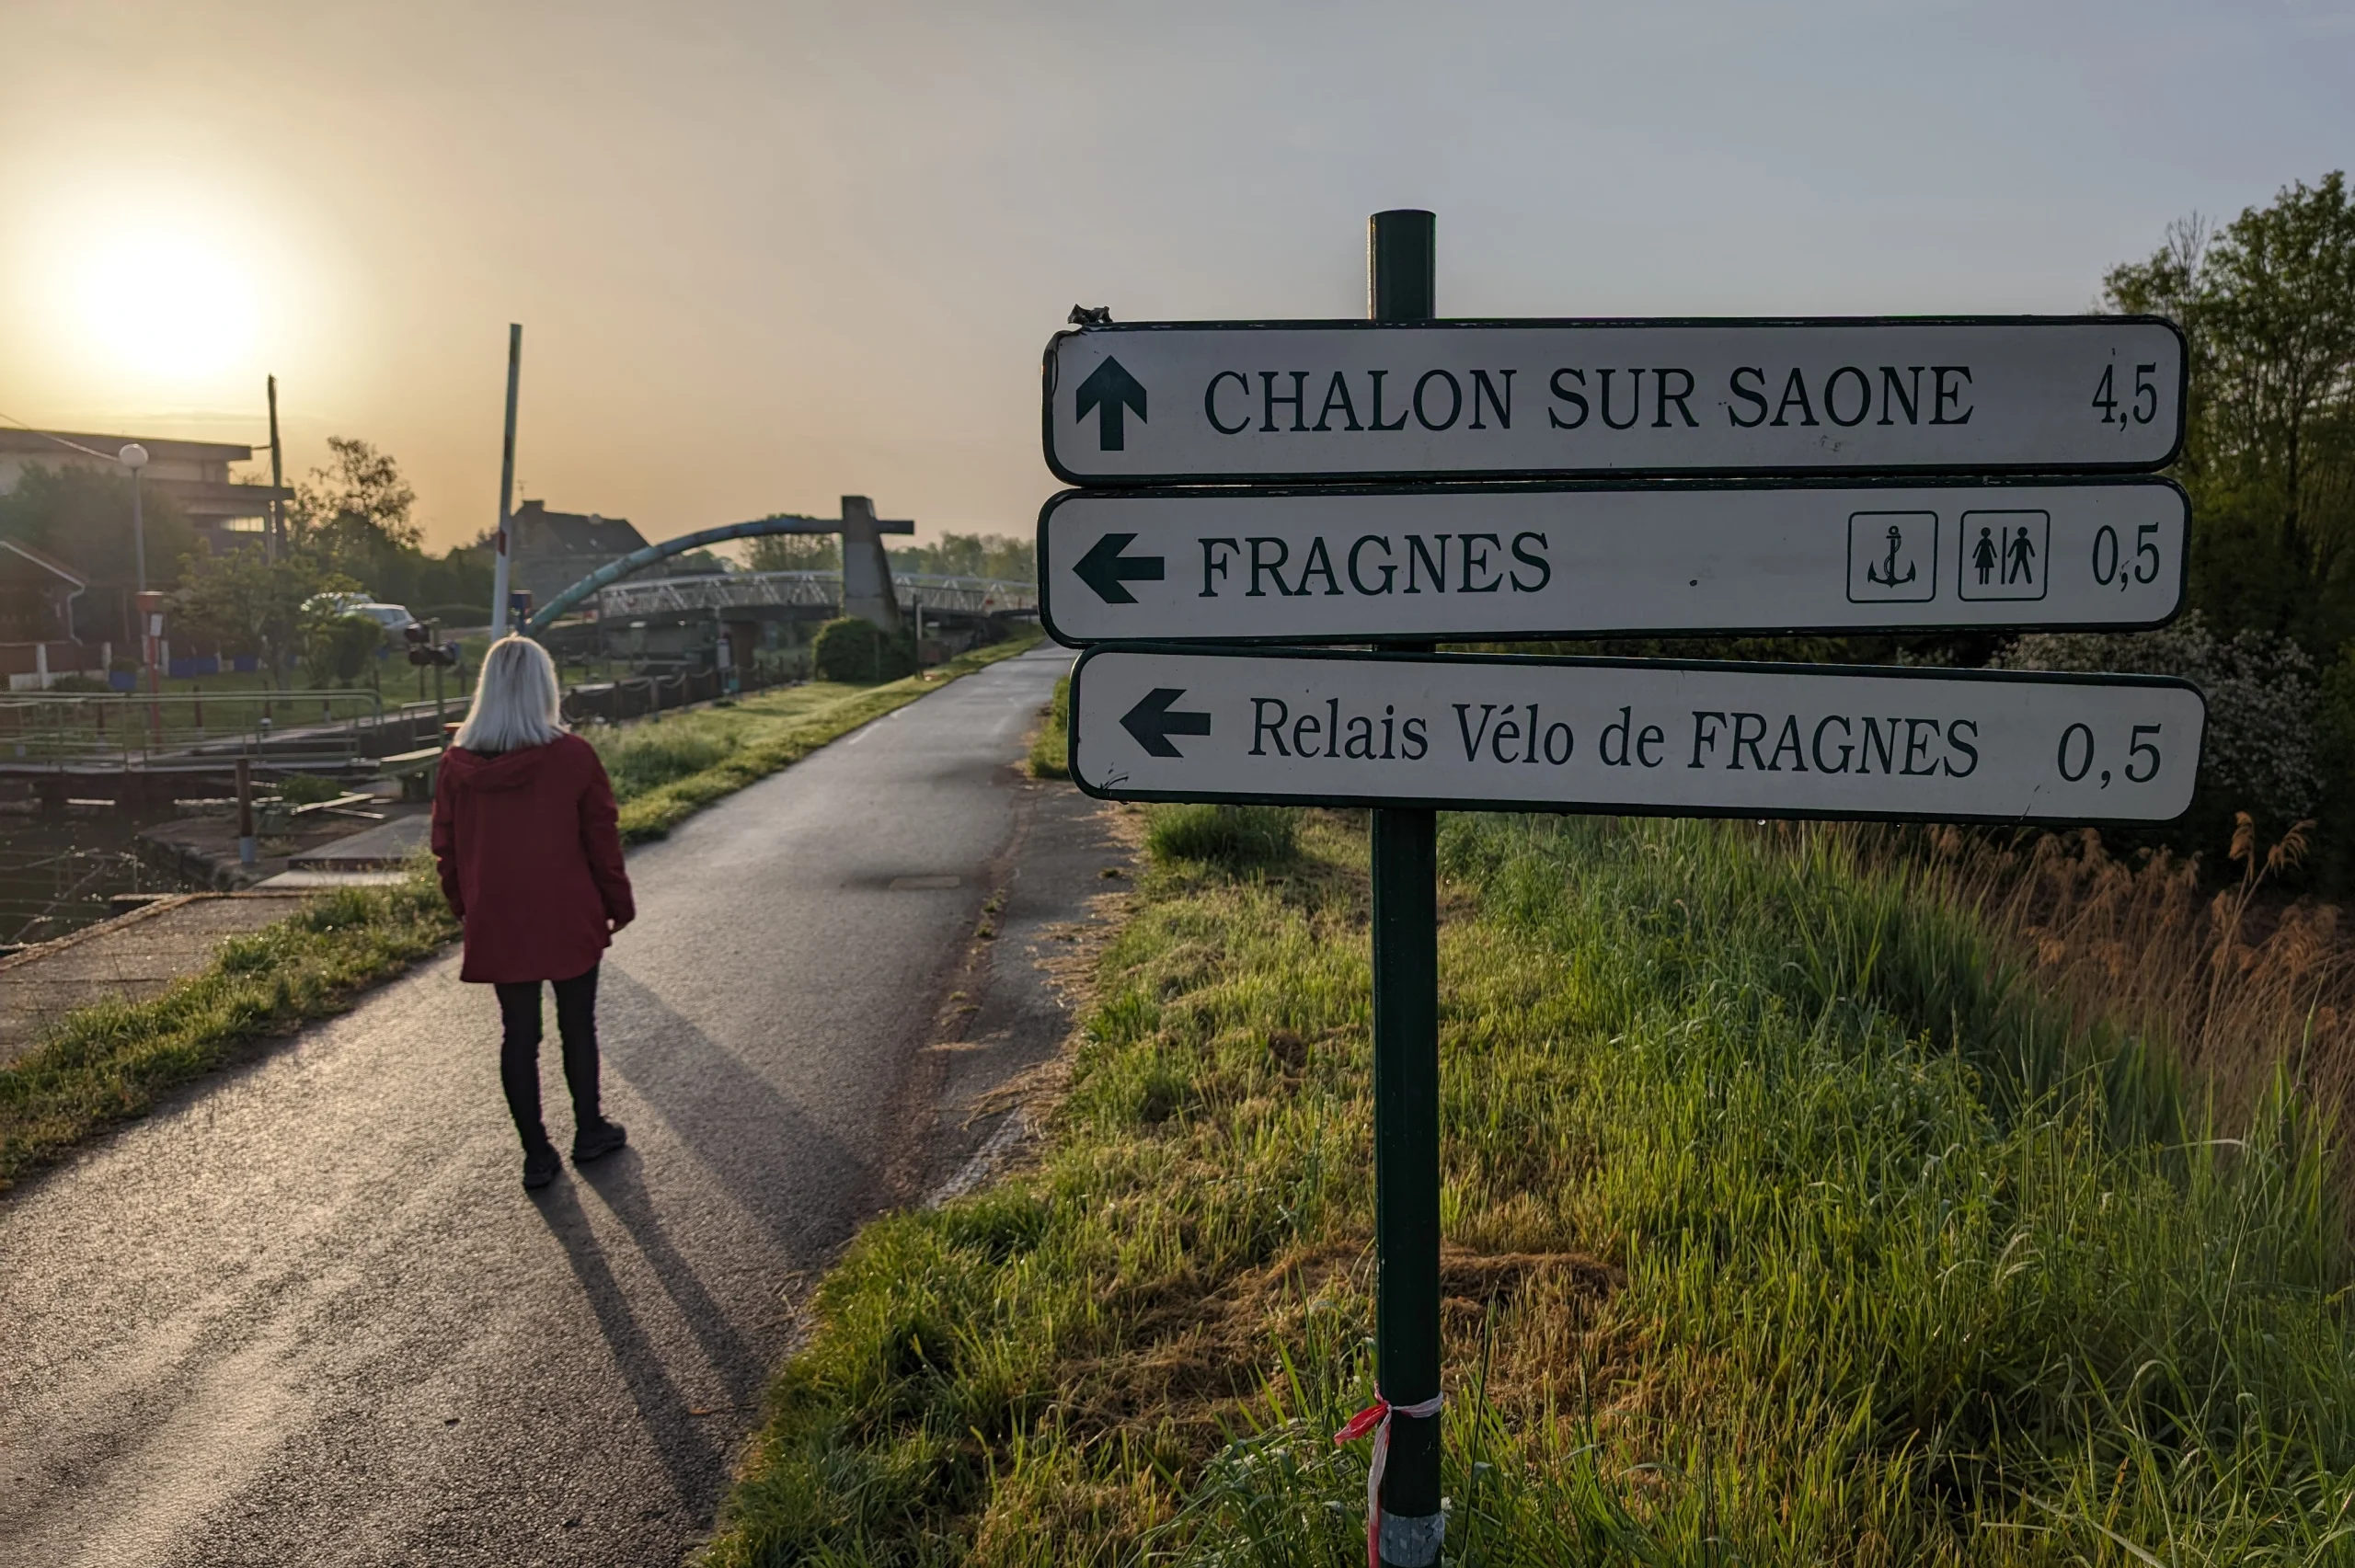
[1994,610,2324,853]
[273,773,347,807]
[1144,803,1298,869]
[810,617,915,682]
[303,612,385,687]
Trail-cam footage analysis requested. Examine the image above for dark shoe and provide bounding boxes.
[572,1119,627,1163]
[523,1144,563,1190]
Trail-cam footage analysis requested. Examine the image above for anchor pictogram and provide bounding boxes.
[1865,523,1917,589]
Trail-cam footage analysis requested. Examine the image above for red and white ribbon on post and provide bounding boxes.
[1333,1389,1444,1568]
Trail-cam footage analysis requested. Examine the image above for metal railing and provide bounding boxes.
[592,569,1038,620]
[0,688,391,770]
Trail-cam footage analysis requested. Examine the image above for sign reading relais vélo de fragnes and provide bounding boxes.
[1038,477,2188,646]
[1041,317,2185,485]
[1068,646,2205,825]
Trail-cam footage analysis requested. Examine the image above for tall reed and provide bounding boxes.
[1869,816,2352,1148]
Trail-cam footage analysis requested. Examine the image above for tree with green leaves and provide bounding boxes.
[2107,173,2355,650]
[743,530,840,573]
[286,436,421,583]
[273,435,490,613]
[0,464,201,645]
[168,545,358,690]
[888,531,1034,581]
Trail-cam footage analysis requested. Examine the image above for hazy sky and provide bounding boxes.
[3,0,2349,552]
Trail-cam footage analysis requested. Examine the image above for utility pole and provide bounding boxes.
[266,374,285,563]
[1366,208,1444,1568]
[490,324,523,637]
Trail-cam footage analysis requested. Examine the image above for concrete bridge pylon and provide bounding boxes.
[835,496,901,633]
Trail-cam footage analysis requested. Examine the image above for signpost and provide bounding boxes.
[1039,478,2189,645]
[1067,646,2204,824]
[1040,211,2203,1568]
[1043,316,2186,485]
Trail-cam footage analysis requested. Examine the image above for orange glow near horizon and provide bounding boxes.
[3,1,2345,555]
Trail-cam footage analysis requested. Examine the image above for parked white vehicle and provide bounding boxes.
[303,594,418,642]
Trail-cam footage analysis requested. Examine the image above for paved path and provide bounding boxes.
[0,646,1110,1567]
[0,893,315,1067]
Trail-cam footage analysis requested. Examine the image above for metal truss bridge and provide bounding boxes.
[592,570,1037,621]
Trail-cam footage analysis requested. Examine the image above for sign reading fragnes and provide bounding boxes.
[1039,478,2188,646]
[1068,645,2205,825]
[1042,317,2186,485]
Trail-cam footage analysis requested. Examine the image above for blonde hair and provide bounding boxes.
[454,635,566,752]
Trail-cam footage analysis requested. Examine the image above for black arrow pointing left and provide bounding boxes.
[1120,687,1212,758]
[1074,532,1166,604]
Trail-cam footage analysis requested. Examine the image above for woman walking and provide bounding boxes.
[431,634,635,1189]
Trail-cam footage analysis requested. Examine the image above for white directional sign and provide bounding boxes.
[1043,317,2185,485]
[1039,479,2188,646]
[1069,646,2204,824]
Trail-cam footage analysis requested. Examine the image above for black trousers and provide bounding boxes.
[494,966,603,1150]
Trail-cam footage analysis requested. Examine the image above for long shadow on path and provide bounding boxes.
[528,1178,721,1516]
[578,1150,770,1413]
[592,965,882,1264]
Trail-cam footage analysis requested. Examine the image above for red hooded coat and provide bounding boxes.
[430,733,635,983]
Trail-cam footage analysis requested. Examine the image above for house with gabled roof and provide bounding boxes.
[0,537,107,689]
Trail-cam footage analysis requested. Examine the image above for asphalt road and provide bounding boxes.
[0,644,1113,1567]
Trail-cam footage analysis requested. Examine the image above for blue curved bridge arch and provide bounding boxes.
[523,502,911,635]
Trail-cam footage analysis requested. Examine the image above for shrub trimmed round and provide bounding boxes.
[811,617,915,683]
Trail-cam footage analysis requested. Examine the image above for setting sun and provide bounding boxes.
[63,219,258,383]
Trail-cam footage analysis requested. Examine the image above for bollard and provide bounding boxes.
[236,758,257,866]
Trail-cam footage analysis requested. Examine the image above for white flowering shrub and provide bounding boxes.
[1993,611,2324,830]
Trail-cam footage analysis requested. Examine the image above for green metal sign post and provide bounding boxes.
[1366,208,1445,1567]
[1045,209,2203,1568]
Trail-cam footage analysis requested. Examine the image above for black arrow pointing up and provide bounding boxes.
[1120,687,1211,758]
[1073,532,1166,604]
[1075,357,1147,452]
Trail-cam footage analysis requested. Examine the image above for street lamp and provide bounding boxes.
[118,442,149,594]
[118,443,161,744]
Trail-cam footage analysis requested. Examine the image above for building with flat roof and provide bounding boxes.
[0,428,291,551]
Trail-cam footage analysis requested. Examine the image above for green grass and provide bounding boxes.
[274,773,350,806]
[592,629,1042,841]
[1142,803,1299,871]
[1028,676,1071,780]
[0,874,458,1189]
[703,812,2355,1566]
[0,628,1043,1190]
